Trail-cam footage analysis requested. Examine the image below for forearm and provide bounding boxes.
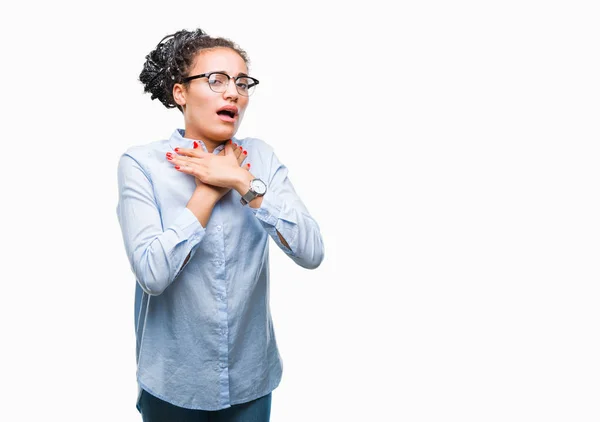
[186,185,220,226]
[232,167,263,209]
[130,222,201,295]
[130,197,214,295]
[118,154,207,295]
[231,168,305,256]
[254,196,324,269]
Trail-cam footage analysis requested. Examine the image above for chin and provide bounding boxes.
[216,130,236,141]
[216,126,237,140]
[200,127,233,143]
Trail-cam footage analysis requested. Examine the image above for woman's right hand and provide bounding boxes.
[193,141,249,202]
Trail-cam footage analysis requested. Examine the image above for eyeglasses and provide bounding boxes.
[182,72,260,96]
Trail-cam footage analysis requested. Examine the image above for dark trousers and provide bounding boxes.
[140,389,272,422]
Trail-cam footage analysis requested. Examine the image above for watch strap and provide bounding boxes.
[240,178,266,206]
[240,190,257,205]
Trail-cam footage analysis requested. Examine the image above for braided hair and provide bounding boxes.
[139,28,249,111]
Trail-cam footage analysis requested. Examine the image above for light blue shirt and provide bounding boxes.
[116,129,324,411]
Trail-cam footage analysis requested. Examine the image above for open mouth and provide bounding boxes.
[216,106,238,123]
[217,110,236,119]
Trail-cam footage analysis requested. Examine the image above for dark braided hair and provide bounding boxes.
[139,28,249,111]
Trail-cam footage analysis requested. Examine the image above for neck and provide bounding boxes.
[183,128,225,153]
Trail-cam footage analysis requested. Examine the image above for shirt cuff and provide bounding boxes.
[172,207,205,246]
[250,193,297,253]
[250,193,282,227]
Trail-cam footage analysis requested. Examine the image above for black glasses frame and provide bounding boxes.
[182,72,260,96]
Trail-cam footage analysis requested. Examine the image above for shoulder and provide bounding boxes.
[234,136,271,151]
[233,136,276,160]
[121,138,170,161]
[118,138,171,171]
[231,136,286,181]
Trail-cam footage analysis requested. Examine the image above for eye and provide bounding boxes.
[209,79,224,86]
[236,78,251,91]
[208,73,228,86]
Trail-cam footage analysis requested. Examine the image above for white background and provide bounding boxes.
[1,1,599,421]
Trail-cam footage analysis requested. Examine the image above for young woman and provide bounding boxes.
[116,28,324,421]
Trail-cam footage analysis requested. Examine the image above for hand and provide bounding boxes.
[166,140,250,200]
[197,142,248,201]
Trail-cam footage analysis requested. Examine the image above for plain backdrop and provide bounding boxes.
[1,1,599,421]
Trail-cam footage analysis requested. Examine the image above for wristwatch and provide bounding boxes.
[240,178,267,205]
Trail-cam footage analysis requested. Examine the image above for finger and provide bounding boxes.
[245,162,251,171]
[237,150,247,167]
[167,152,201,170]
[225,141,245,167]
[174,146,206,158]
[173,161,196,175]
[217,141,231,156]
[225,140,242,158]
[173,159,207,181]
[231,143,242,160]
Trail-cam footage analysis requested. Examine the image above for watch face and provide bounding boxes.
[251,179,267,195]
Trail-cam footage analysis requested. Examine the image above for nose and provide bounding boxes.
[223,78,239,101]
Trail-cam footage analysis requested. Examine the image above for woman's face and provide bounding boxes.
[174,47,250,148]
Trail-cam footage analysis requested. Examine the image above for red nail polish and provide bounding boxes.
[247,163,251,168]
[175,165,180,170]
[175,147,179,152]
[243,150,247,155]
[167,156,173,160]
[193,141,198,149]
[166,152,172,157]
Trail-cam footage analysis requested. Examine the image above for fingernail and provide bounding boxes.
[167,156,173,160]
[243,150,247,155]
[175,165,180,170]
[166,152,172,157]
[247,163,251,168]
[175,147,180,152]
[193,141,198,149]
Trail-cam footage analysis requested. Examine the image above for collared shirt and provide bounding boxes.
[116,129,324,411]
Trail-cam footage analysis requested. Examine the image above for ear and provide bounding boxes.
[173,83,187,107]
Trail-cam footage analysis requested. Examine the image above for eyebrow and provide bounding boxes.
[212,70,249,77]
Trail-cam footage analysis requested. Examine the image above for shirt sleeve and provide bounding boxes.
[116,154,205,295]
[250,151,325,269]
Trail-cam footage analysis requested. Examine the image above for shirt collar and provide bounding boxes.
[169,128,228,154]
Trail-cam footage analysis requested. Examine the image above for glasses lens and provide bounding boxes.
[207,73,229,92]
[235,77,257,96]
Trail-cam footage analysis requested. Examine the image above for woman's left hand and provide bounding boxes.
[169,141,250,188]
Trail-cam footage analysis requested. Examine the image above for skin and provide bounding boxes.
[166,47,290,249]
[173,47,249,153]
